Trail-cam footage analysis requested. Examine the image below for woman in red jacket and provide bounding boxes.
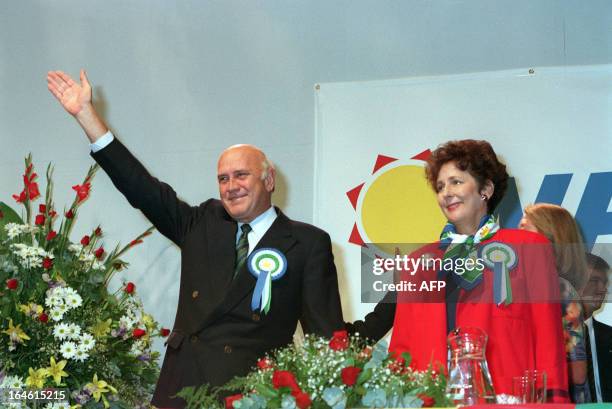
[389,140,569,402]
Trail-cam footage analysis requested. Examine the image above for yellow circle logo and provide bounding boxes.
[347,152,446,256]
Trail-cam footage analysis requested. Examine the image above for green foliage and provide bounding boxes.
[174,385,223,409]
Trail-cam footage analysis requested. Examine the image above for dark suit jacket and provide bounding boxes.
[92,139,344,408]
[587,317,612,402]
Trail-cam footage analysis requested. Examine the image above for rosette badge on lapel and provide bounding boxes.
[479,242,518,306]
[248,248,287,314]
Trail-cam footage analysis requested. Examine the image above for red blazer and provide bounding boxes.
[389,229,569,402]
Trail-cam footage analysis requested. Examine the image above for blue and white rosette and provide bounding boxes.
[248,248,287,314]
[479,242,518,306]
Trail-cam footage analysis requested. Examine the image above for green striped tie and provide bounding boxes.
[234,224,252,279]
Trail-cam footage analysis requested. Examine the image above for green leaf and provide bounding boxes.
[0,201,24,234]
[356,367,372,385]
[255,384,278,399]
[401,351,412,367]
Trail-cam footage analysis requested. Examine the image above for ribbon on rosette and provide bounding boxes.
[248,248,287,314]
[478,242,518,306]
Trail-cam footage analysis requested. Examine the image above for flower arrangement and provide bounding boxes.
[178,331,451,409]
[0,155,167,408]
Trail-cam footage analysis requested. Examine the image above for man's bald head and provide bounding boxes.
[219,144,275,180]
[217,144,276,223]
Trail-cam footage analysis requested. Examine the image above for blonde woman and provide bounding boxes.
[520,203,590,403]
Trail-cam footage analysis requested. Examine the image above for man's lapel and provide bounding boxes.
[206,208,237,297]
[198,209,297,331]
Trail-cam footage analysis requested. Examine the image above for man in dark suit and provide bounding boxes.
[47,69,344,408]
[583,253,611,402]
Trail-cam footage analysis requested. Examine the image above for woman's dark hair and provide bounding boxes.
[425,139,509,213]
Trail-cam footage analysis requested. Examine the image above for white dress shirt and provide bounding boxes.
[585,317,602,402]
[237,206,277,255]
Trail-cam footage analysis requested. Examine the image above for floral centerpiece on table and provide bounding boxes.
[179,331,451,409]
[0,155,168,408]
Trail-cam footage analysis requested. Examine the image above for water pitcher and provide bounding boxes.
[446,327,496,405]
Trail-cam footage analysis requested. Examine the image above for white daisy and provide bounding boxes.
[66,293,82,309]
[53,323,70,340]
[45,294,60,308]
[119,315,135,329]
[129,342,144,356]
[50,308,64,322]
[66,324,81,340]
[68,243,83,253]
[62,287,77,298]
[79,253,95,263]
[78,333,96,351]
[1,375,24,389]
[73,348,89,362]
[60,341,77,359]
[55,303,69,315]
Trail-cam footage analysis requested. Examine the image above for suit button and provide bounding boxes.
[192,290,199,299]
[224,345,232,354]
[190,335,198,343]
[252,313,260,322]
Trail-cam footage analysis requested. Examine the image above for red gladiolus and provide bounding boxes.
[35,214,45,226]
[94,227,102,236]
[341,366,362,386]
[80,235,90,246]
[72,182,91,203]
[293,391,312,409]
[65,209,74,219]
[329,330,349,351]
[49,210,57,218]
[160,328,171,337]
[124,282,135,294]
[6,278,18,290]
[43,257,53,270]
[132,328,146,339]
[225,394,243,409]
[257,357,273,370]
[39,204,46,213]
[13,169,40,203]
[417,394,435,407]
[46,231,57,241]
[39,313,49,323]
[272,370,300,392]
[94,247,104,260]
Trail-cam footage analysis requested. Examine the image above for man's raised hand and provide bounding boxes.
[47,69,92,116]
[47,69,108,142]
